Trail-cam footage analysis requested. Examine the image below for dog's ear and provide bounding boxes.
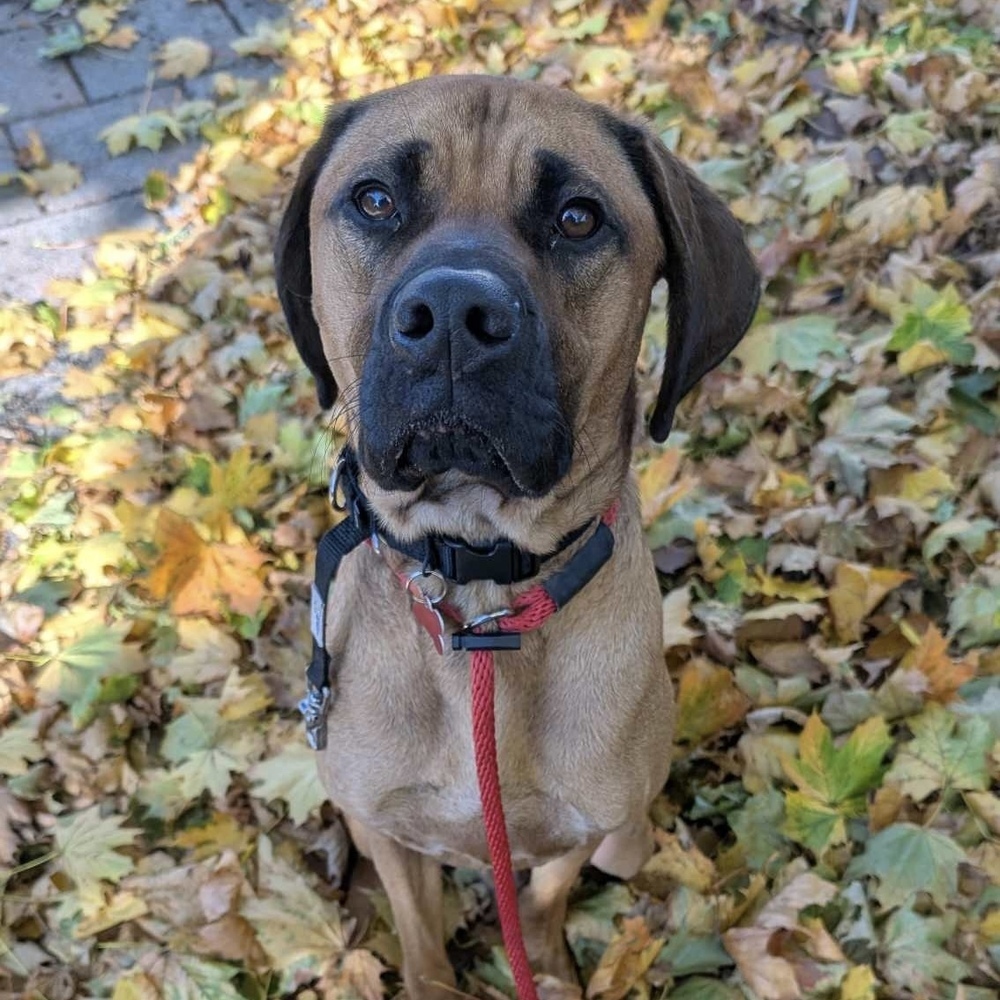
[609,119,761,442]
[274,102,362,409]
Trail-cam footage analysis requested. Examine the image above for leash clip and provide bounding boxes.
[329,454,349,511]
[299,683,332,751]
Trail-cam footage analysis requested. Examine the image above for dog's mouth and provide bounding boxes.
[391,417,526,495]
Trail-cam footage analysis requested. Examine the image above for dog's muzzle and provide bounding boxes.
[357,251,572,498]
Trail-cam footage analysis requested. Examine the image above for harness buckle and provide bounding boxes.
[299,683,332,751]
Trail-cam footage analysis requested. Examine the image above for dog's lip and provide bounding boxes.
[390,415,536,496]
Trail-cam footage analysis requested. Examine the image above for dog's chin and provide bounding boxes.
[360,419,570,500]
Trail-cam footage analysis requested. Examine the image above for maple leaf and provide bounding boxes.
[781,714,891,854]
[845,822,965,909]
[161,697,263,799]
[241,836,346,990]
[827,563,910,642]
[144,508,268,617]
[896,623,976,703]
[250,742,327,825]
[99,112,185,156]
[586,916,663,1000]
[884,703,992,801]
[155,37,212,80]
[880,908,969,993]
[54,807,139,890]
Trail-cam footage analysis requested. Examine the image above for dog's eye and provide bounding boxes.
[355,184,396,220]
[556,199,601,240]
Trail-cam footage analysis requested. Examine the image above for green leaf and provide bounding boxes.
[782,792,845,856]
[99,112,185,156]
[803,156,852,213]
[657,932,732,977]
[54,806,139,889]
[783,714,892,812]
[845,822,965,908]
[730,788,790,869]
[250,743,328,825]
[880,907,969,993]
[949,581,1000,648]
[884,112,937,154]
[888,283,974,365]
[37,623,145,705]
[157,955,243,1000]
[161,698,262,799]
[735,315,846,377]
[667,979,743,1000]
[884,704,992,801]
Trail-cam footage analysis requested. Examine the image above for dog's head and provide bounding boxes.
[276,77,759,544]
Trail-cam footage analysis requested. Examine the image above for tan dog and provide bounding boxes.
[275,76,758,997]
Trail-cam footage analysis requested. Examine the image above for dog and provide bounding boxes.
[274,75,759,997]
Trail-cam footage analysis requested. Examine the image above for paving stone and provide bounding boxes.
[0,128,43,227]
[9,85,197,214]
[0,192,158,301]
[222,0,287,34]
[0,27,85,120]
[0,1,41,36]
[69,0,243,102]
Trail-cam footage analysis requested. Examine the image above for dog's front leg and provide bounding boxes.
[345,815,456,1000]
[519,844,592,986]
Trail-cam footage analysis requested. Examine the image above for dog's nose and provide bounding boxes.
[390,267,522,359]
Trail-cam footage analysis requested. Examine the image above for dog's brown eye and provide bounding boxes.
[356,184,396,220]
[557,200,601,239]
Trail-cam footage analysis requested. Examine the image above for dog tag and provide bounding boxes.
[410,597,446,655]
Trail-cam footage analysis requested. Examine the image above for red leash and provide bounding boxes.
[469,506,618,1000]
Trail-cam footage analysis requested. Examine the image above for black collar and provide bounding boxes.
[331,447,590,586]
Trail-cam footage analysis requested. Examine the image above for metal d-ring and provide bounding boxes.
[405,567,448,606]
[329,454,348,511]
[463,607,514,631]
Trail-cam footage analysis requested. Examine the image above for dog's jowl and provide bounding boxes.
[275,76,759,998]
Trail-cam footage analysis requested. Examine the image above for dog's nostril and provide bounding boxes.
[465,305,511,343]
[397,301,435,339]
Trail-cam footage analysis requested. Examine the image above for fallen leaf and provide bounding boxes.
[156,37,212,80]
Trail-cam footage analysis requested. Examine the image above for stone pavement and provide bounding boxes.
[0,0,285,302]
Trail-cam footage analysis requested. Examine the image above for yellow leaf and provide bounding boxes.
[219,668,272,720]
[209,445,273,513]
[220,157,280,203]
[637,831,716,893]
[675,659,750,744]
[840,965,878,1000]
[623,0,671,42]
[586,916,663,1000]
[156,37,212,80]
[980,908,1000,943]
[828,563,910,642]
[898,339,949,374]
[755,570,827,601]
[102,26,139,49]
[22,161,82,196]
[898,467,955,509]
[638,447,682,525]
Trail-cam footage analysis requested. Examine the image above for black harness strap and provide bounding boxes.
[299,448,618,750]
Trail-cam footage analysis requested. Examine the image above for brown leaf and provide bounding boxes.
[898,623,976,703]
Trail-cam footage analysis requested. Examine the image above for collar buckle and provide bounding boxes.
[440,538,538,585]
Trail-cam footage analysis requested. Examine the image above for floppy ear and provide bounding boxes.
[274,102,362,409]
[610,119,761,442]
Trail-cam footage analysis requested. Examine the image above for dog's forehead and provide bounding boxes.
[312,78,644,216]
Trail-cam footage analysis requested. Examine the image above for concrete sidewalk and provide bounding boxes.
[0,0,284,301]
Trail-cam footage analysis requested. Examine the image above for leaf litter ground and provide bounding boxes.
[1,1,999,999]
